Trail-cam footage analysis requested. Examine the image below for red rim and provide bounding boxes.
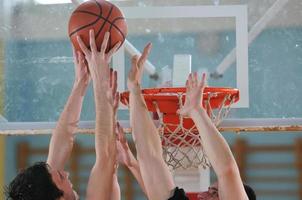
[120,87,239,114]
[186,192,203,200]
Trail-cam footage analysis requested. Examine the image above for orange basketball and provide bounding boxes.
[68,0,127,53]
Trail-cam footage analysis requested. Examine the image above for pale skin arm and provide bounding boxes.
[47,48,90,170]
[127,44,175,200]
[111,170,121,200]
[77,30,121,200]
[115,122,148,196]
[110,89,122,200]
[111,119,148,200]
[178,73,248,200]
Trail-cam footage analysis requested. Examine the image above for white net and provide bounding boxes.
[154,91,237,170]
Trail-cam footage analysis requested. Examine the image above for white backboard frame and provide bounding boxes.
[113,5,249,108]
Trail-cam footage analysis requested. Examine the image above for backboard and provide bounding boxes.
[0,2,250,125]
[1,0,301,123]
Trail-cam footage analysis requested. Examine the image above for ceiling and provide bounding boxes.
[0,0,301,39]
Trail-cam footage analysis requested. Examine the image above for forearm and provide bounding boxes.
[90,80,118,195]
[94,86,116,160]
[129,86,175,200]
[129,86,162,158]
[55,86,85,135]
[111,172,121,200]
[47,84,86,169]
[86,99,117,200]
[190,108,237,177]
[128,161,148,196]
[86,162,116,200]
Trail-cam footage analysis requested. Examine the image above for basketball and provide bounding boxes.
[68,0,127,53]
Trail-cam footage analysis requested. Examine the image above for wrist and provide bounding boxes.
[93,81,108,91]
[129,84,142,95]
[73,75,89,87]
[127,155,138,168]
[190,107,207,119]
[72,81,88,95]
[95,105,114,116]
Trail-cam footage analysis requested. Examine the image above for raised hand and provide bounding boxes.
[77,30,121,86]
[127,43,152,91]
[177,72,207,117]
[116,122,136,167]
[72,47,90,95]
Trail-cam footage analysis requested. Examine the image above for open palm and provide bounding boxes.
[178,72,207,117]
[116,123,136,167]
[73,47,90,86]
[127,43,152,91]
[77,30,120,83]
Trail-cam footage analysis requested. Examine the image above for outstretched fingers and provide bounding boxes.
[131,55,139,69]
[100,32,110,55]
[129,55,139,80]
[77,51,85,64]
[89,29,97,54]
[185,80,191,93]
[138,43,152,69]
[113,92,120,113]
[199,73,207,90]
[117,122,126,143]
[187,72,200,89]
[77,35,90,57]
[77,51,88,74]
[107,41,121,60]
[188,73,193,89]
[193,72,198,87]
[72,46,79,64]
[127,43,152,87]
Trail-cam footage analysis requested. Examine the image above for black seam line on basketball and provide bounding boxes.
[73,10,99,17]
[95,3,114,40]
[109,17,126,41]
[94,0,103,15]
[95,3,113,39]
[70,11,126,38]
[73,10,124,24]
[69,17,102,37]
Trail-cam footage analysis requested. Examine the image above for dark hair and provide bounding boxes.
[244,184,256,200]
[5,162,64,200]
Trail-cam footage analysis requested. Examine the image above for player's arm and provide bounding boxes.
[110,90,123,200]
[110,170,121,200]
[178,73,248,200]
[77,30,121,200]
[47,47,90,170]
[127,44,175,200]
[111,124,148,200]
[116,123,147,196]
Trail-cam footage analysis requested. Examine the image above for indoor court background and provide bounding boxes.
[0,0,302,199]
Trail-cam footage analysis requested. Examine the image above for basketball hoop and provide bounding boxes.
[120,87,239,170]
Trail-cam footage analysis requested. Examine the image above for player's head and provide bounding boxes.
[6,162,77,200]
[244,184,256,200]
